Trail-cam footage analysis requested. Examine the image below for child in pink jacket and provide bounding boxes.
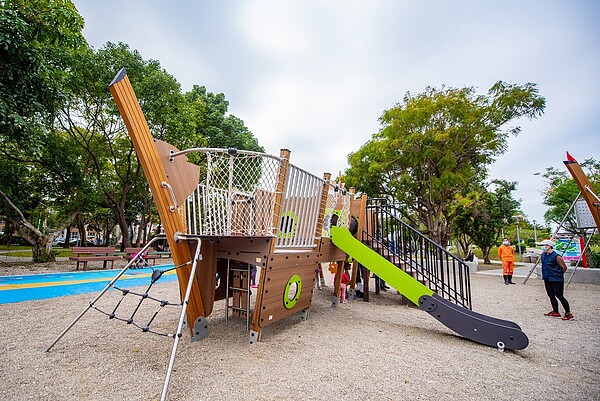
[339,265,351,303]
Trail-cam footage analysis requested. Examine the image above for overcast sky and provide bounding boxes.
[72,0,600,226]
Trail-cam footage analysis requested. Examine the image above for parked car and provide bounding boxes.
[52,238,79,246]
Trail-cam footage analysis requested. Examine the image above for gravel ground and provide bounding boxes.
[0,260,599,401]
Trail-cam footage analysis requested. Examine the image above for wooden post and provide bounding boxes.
[108,69,205,332]
[269,149,290,254]
[314,173,331,242]
[564,156,600,230]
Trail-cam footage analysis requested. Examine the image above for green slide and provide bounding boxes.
[330,226,432,305]
[330,226,529,350]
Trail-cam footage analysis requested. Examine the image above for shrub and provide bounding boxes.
[590,250,600,268]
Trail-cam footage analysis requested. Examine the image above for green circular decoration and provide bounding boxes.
[283,274,302,309]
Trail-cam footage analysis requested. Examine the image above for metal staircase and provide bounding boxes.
[363,198,472,309]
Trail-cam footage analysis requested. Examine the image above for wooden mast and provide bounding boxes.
[108,69,205,332]
[564,152,600,230]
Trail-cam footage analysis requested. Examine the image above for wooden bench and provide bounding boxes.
[125,247,160,266]
[69,246,122,270]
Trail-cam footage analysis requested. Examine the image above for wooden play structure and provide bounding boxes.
[46,69,530,400]
[106,68,362,343]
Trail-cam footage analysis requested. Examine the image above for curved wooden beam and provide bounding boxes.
[109,69,206,332]
[564,152,600,230]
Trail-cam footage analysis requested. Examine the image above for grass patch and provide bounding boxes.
[0,245,30,251]
[0,248,73,258]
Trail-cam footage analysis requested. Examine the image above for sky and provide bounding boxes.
[72,0,600,226]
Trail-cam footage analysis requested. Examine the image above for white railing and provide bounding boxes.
[275,164,324,249]
[179,147,353,248]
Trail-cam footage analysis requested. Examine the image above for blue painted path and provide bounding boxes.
[0,265,177,304]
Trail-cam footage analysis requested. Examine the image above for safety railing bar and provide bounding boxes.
[365,199,471,309]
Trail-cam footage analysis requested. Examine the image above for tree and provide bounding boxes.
[345,82,545,246]
[55,42,185,249]
[58,43,264,249]
[0,0,86,261]
[452,180,521,263]
[0,0,86,142]
[183,85,264,152]
[0,2,264,259]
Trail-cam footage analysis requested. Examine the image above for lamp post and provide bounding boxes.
[513,215,523,262]
[533,219,537,243]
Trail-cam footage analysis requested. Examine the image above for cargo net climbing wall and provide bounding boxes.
[186,149,282,237]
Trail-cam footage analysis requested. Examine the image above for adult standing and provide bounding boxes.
[537,239,573,320]
[498,238,516,285]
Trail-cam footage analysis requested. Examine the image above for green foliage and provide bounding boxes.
[590,250,600,268]
[0,2,264,259]
[345,82,545,245]
[183,85,264,152]
[451,180,520,262]
[0,0,86,145]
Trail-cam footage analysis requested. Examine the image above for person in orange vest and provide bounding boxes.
[498,238,516,285]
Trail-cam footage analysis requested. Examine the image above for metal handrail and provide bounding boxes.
[364,198,472,309]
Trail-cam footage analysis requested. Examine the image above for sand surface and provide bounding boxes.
[0,260,598,401]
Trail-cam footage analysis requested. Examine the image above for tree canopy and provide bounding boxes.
[451,180,521,263]
[345,82,546,246]
[0,0,264,261]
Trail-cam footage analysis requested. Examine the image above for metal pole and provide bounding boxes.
[566,228,597,288]
[515,216,522,262]
[533,219,537,243]
[161,235,202,401]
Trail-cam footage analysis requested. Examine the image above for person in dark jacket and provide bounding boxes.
[537,239,573,320]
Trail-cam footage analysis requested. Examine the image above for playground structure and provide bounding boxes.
[46,69,529,401]
[524,152,600,285]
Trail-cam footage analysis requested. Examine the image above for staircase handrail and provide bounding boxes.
[365,198,472,309]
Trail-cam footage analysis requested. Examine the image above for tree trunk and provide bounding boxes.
[584,247,594,267]
[7,217,56,263]
[455,234,472,259]
[482,246,491,264]
[136,219,144,246]
[76,212,87,246]
[114,207,131,251]
[33,237,55,263]
[64,225,72,249]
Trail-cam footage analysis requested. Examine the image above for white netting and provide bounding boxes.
[186,151,282,236]
[321,183,353,238]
